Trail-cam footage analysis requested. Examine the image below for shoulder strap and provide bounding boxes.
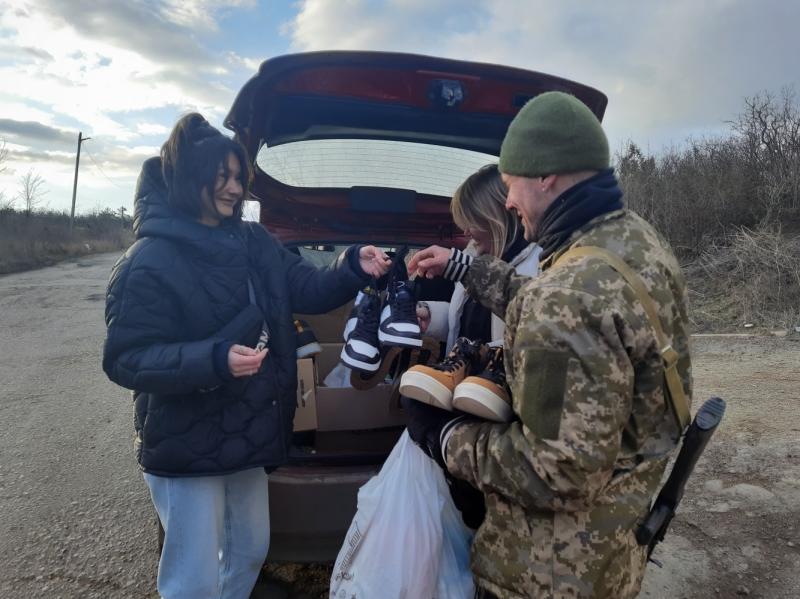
[247,279,256,305]
[554,246,691,432]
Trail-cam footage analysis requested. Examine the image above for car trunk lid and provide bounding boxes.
[224,51,607,244]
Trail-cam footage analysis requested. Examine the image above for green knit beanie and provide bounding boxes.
[499,92,609,178]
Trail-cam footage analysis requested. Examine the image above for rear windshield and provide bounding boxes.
[256,139,496,197]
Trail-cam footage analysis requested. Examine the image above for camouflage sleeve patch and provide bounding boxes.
[519,348,570,440]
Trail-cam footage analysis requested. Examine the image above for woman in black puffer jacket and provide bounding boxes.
[103,113,389,599]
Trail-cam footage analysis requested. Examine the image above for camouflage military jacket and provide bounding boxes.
[446,209,692,599]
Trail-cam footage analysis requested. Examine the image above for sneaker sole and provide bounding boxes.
[399,370,454,411]
[452,382,513,422]
[378,330,423,348]
[340,346,381,372]
[350,346,402,391]
[297,342,322,359]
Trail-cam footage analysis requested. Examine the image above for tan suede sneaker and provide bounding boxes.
[453,346,512,422]
[399,337,487,410]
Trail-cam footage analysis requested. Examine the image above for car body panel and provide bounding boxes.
[266,465,378,562]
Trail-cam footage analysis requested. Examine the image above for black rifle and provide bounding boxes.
[635,396,727,566]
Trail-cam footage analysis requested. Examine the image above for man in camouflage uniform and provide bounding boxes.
[405,92,692,599]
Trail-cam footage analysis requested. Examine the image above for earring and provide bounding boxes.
[542,187,547,193]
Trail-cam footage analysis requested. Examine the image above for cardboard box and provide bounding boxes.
[293,358,317,431]
[314,343,345,385]
[314,343,407,432]
[315,385,406,431]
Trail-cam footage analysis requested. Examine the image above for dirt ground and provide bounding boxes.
[1,254,797,599]
[257,334,800,599]
[638,334,800,599]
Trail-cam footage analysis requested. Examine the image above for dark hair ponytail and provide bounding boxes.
[161,112,252,222]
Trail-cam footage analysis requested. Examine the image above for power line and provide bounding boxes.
[81,143,134,189]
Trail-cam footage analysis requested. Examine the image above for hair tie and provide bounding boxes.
[192,120,221,143]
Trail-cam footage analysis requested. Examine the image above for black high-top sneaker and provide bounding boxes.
[340,288,382,372]
[343,287,371,343]
[379,246,422,348]
[453,345,512,422]
[294,319,322,359]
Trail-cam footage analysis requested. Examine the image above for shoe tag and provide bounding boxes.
[255,320,270,351]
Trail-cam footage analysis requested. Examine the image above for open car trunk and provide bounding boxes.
[225,51,607,247]
[224,51,608,561]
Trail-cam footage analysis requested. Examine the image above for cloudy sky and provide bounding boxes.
[1,0,798,215]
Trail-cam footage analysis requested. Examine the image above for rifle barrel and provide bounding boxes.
[636,396,727,550]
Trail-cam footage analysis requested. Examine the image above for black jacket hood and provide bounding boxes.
[133,157,245,267]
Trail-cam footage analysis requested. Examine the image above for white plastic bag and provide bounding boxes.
[322,362,354,388]
[330,430,475,599]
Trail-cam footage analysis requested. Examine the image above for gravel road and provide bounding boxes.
[0,252,159,598]
[1,252,798,599]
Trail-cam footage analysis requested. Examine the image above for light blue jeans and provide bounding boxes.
[144,467,271,599]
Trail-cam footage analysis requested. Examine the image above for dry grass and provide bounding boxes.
[683,227,800,331]
[618,88,800,332]
[0,208,134,275]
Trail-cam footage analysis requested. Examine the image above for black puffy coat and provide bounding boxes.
[103,157,366,476]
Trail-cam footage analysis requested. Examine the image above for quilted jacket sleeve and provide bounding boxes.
[103,253,225,395]
[277,242,368,315]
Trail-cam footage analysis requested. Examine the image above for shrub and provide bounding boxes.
[618,86,800,258]
[0,207,134,275]
[686,226,800,330]
[617,87,800,331]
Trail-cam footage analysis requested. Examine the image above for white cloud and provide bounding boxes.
[286,0,485,52]
[0,7,228,128]
[160,0,257,32]
[1,140,151,212]
[5,0,795,217]
[286,0,800,152]
[0,1,257,142]
[0,0,267,213]
[0,102,56,125]
[136,123,171,136]
[224,51,262,73]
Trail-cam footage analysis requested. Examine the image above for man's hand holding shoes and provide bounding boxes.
[401,395,468,470]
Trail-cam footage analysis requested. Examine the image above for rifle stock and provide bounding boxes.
[636,396,727,562]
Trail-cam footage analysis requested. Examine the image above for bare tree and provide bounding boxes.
[0,137,13,210]
[90,197,104,217]
[725,86,800,217]
[17,168,49,214]
[0,137,8,176]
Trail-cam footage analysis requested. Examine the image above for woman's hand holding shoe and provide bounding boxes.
[407,245,451,279]
[359,246,392,277]
[227,345,268,377]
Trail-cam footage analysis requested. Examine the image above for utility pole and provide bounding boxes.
[69,132,91,234]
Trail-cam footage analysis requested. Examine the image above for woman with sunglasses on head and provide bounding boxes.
[419,163,541,352]
[103,113,390,599]
[413,164,541,530]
